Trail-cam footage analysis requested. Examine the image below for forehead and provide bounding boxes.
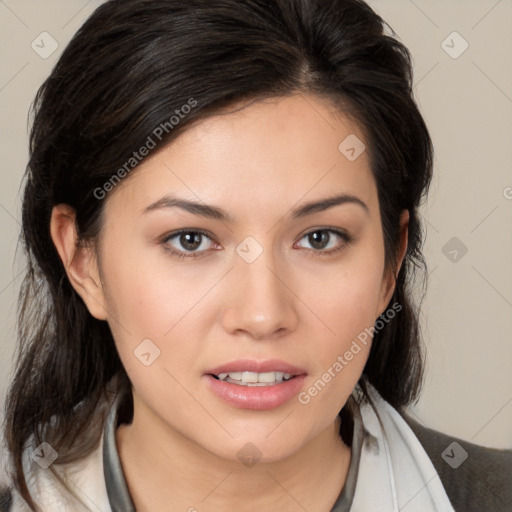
[105,94,377,220]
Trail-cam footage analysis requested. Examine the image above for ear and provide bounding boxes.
[377,209,409,316]
[50,204,108,320]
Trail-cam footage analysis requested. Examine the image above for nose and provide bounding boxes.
[221,247,299,340]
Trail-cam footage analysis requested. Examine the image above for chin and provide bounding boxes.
[199,426,311,465]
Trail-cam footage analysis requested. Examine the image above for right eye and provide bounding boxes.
[160,229,219,259]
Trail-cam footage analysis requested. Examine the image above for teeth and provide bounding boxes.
[258,372,278,383]
[242,371,259,383]
[215,371,294,386]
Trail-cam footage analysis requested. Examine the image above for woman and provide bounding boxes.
[1,0,510,510]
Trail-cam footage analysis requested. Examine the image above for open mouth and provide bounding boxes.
[209,371,296,387]
[205,362,307,409]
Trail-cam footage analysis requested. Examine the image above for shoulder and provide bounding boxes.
[401,411,512,512]
[0,444,13,512]
[0,487,12,512]
[0,432,110,512]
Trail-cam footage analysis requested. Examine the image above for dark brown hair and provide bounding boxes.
[3,0,432,509]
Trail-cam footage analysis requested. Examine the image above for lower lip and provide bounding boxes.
[204,374,307,410]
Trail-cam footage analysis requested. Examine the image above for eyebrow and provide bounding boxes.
[141,192,369,222]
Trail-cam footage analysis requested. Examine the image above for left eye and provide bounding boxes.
[295,229,349,251]
[163,230,214,254]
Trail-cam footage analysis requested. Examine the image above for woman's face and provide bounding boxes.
[88,94,403,462]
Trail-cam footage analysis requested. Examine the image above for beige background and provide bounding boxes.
[0,1,511,449]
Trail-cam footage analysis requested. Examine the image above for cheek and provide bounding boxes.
[298,252,385,337]
[294,249,385,398]
[100,239,193,333]
[99,242,222,379]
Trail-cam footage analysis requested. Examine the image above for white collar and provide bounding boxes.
[348,383,455,511]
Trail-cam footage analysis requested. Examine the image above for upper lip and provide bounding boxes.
[206,359,307,376]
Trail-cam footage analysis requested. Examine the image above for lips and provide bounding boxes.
[206,359,307,377]
[204,359,307,410]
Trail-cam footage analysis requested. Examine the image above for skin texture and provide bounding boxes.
[50,93,408,511]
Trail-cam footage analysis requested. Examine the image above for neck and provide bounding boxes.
[116,395,351,512]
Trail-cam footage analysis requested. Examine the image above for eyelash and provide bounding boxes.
[160,228,352,260]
